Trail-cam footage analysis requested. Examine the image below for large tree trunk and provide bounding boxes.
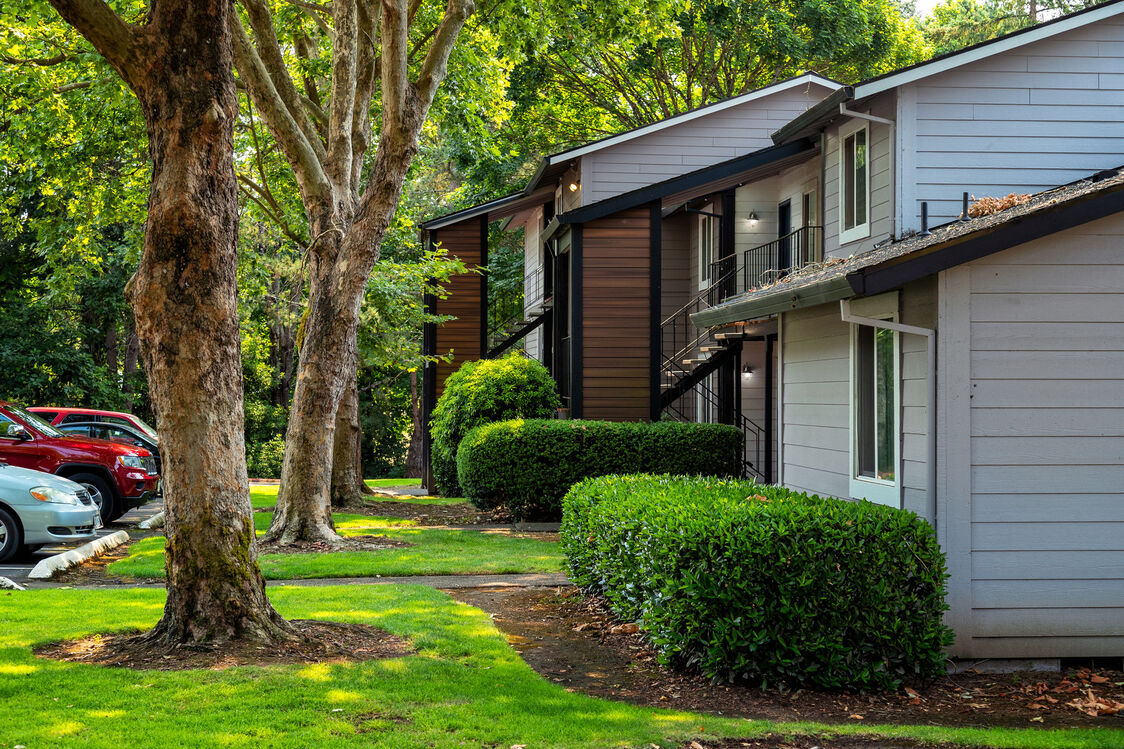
[50,0,293,644]
[405,370,424,478]
[330,377,373,508]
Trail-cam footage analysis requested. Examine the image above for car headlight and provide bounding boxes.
[30,486,80,505]
[117,455,145,470]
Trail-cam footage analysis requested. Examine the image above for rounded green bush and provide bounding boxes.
[430,353,560,496]
[561,474,953,691]
[457,419,742,520]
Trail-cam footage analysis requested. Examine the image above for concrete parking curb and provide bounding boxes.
[137,511,165,530]
[27,531,130,580]
[0,576,26,590]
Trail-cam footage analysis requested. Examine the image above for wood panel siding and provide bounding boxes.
[432,220,485,398]
[904,17,1124,228]
[582,84,835,203]
[581,207,652,420]
[939,210,1124,658]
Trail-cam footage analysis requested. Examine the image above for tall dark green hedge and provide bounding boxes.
[430,353,560,496]
[562,474,952,691]
[457,419,743,520]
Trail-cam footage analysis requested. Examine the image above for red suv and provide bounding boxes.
[30,406,158,440]
[0,401,159,521]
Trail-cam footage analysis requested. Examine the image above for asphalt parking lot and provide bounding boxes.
[0,498,163,584]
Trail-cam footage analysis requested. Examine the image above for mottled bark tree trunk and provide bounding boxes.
[330,377,373,508]
[49,0,292,644]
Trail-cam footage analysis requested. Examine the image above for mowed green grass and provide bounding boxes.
[250,480,463,510]
[110,512,562,579]
[1,586,1119,749]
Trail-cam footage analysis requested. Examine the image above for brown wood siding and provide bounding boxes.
[433,221,484,398]
[581,207,651,420]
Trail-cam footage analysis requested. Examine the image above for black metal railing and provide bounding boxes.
[742,225,822,292]
[663,375,767,482]
[487,286,525,344]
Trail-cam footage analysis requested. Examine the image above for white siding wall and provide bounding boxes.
[522,208,545,360]
[823,93,896,259]
[903,17,1124,227]
[939,212,1124,658]
[582,84,835,203]
[778,279,935,520]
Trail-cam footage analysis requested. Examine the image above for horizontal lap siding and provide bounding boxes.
[583,85,834,203]
[908,18,1124,226]
[965,212,1124,657]
[433,222,484,398]
[582,208,651,421]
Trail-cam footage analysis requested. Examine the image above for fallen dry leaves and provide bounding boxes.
[966,193,1032,217]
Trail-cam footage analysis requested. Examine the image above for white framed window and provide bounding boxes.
[696,373,715,423]
[838,123,870,245]
[697,212,716,289]
[802,189,819,259]
[848,296,900,508]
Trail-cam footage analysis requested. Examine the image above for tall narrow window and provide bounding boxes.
[840,126,869,244]
[803,189,819,259]
[851,322,899,506]
[698,214,715,289]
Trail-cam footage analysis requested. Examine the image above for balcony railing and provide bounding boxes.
[707,225,823,302]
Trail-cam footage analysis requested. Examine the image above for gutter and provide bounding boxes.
[839,300,937,528]
[691,276,853,327]
[771,86,853,145]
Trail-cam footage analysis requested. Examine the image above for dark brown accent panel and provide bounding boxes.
[432,220,485,399]
[582,207,651,421]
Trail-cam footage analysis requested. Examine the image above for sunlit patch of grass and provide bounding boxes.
[2,586,1118,749]
[110,513,562,580]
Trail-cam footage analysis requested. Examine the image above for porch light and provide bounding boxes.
[742,364,753,376]
[568,182,579,192]
[748,211,759,227]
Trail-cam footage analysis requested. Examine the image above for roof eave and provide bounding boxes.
[691,276,855,327]
[770,86,853,144]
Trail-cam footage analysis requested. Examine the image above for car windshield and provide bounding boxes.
[7,404,64,437]
[130,416,158,440]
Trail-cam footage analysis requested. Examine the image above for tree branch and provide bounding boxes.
[325,0,358,190]
[380,0,409,130]
[350,0,380,196]
[45,0,141,85]
[412,0,474,108]
[0,52,76,66]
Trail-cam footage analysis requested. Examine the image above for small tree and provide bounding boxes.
[430,353,560,497]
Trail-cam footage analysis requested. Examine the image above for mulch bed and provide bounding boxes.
[34,619,412,670]
[449,586,1124,730]
[686,738,977,749]
[256,535,412,554]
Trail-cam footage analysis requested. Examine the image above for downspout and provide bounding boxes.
[839,300,937,526]
[839,104,896,239]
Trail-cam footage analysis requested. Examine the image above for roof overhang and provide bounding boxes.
[555,138,818,225]
[421,185,555,231]
[693,167,1124,327]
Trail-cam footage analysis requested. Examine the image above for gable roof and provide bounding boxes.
[692,165,1124,326]
[422,72,839,231]
[773,0,1124,144]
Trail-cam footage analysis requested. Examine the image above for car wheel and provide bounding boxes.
[69,473,118,522]
[0,507,21,563]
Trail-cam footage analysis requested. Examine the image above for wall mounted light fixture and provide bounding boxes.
[568,182,580,192]
[748,211,759,227]
[741,364,753,376]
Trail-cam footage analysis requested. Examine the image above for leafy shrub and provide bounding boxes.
[248,435,286,479]
[458,419,742,520]
[430,353,560,496]
[562,475,952,691]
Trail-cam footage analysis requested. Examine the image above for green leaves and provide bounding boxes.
[561,474,953,691]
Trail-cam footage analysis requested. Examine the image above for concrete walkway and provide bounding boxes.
[24,572,571,591]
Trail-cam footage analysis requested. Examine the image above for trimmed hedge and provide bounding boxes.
[561,475,952,691]
[430,353,560,497]
[457,419,742,520]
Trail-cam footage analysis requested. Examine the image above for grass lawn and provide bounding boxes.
[110,512,563,579]
[250,480,463,510]
[2,586,1119,749]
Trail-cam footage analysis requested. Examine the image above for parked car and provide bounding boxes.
[29,406,158,441]
[56,421,161,477]
[0,462,100,562]
[0,401,159,521]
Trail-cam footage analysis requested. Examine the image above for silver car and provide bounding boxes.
[0,462,101,562]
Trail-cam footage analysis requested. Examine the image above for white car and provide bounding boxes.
[0,462,101,562]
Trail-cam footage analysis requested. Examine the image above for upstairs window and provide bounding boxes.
[697,213,716,289]
[839,124,869,245]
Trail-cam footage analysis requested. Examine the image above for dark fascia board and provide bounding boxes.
[556,138,816,226]
[848,178,1124,297]
[691,276,854,327]
[421,191,525,231]
[770,86,853,145]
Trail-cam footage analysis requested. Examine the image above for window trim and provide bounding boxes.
[697,212,716,290]
[838,121,871,246]
[847,296,901,508]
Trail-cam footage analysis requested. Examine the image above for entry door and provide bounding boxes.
[777,200,792,272]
